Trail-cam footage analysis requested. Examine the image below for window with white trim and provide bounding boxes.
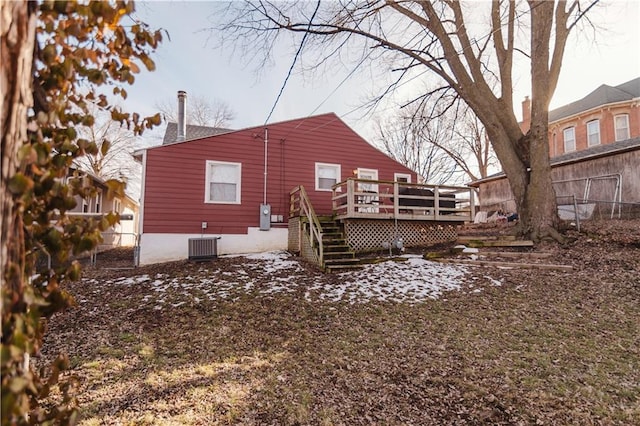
[394,173,411,183]
[587,119,600,146]
[94,192,101,213]
[563,127,576,152]
[615,114,630,141]
[113,198,121,214]
[315,163,341,191]
[205,160,241,204]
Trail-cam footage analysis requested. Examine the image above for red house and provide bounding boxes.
[136,112,418,264]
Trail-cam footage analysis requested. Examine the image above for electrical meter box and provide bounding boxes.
[260,204,271,231]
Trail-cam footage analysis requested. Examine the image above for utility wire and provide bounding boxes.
[263,0,321,125]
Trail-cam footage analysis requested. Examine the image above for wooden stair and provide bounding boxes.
[318,216,361,272]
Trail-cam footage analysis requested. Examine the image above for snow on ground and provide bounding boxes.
[83,251,503,309]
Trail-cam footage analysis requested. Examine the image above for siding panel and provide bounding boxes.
[143,113,416,234]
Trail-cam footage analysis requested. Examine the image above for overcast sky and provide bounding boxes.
[124,1,640,146]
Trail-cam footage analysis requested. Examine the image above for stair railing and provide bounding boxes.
[290,185,324,265]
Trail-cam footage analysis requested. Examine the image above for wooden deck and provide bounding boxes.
[331,178,475,223]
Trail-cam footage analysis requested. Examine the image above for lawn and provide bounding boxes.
[39,220,640,425]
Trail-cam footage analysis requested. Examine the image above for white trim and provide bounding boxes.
[587,119,601,147]
[614,114,630,141]
[549,98,640,125]
[394,172,412,183]
[315,162,341,192]
[563,127,576,153]
[204,160,242,204]
[139,150,147,234]
[139,228,288,264]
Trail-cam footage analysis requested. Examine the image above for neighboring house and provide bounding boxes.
[135,112,421,265]
[520,77,640,156]
[66,170,139,248]
[471,77,640,217]
[161,122,231,145]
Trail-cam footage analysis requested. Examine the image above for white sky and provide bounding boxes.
[124,0,640,146]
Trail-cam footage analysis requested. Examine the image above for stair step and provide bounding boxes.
[323,251,355,259]
[322,245,351,254]
[324,257,360,265]
[325,264,363,272]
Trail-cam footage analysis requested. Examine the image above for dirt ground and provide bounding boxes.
[38,219,640,425]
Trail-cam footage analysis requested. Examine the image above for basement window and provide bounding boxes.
[563,127,576,153]
[615,114,630,141]
[205,160,241,204]
[315,163,341,191]
[587,119,600,147]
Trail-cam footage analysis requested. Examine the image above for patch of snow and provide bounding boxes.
[462,247,479,253]
[484,276,502,286]
[93,251,508,308]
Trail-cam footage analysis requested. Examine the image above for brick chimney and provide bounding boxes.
[177,90,187,142]
[520,96,531,132]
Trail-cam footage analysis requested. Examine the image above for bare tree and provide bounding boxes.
[154,94,235,127]
[375,106,458,185]
[74,108,141,187]
[377,98,498,186]
[217,0,599,241]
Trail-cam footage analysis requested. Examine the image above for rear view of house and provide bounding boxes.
[136,111,418,264]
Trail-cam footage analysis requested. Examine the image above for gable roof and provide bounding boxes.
[145,113,346,152]
[549,77,640,123]
[162,122,232,144]
[468,136,640,187]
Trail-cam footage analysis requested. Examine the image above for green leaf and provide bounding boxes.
[8,173,34,195]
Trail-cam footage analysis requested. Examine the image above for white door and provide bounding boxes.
[357,168,379,212]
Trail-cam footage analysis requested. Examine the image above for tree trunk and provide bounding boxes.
[2,0,35,305]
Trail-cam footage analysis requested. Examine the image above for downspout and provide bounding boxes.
[263,128,268,205]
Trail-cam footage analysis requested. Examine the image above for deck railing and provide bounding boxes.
[290,185,324,264]
[331,178,475,222]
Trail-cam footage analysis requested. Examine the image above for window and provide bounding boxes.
[113,199,121,214]
[82,198,89,213]
[205,160,241,204]
[394,173,411,183]
[315,163,341,191]
[94,192,101,213]
[615,114,630,141]
[587,119,600,146]
[563,127,576,152]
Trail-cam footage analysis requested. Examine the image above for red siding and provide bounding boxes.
[143,113,415,234]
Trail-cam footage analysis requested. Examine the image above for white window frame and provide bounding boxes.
[315,162,341,192]
[113,198,121,214]
[563,127,576,152]
[587,119,600,147]
[614,114,630,141]
[394,173,412,183]
[94,191,101,213]
[205,160,242,204]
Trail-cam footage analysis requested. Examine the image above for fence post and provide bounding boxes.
[572,195,581,232]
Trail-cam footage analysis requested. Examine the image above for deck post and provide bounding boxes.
[470,187,476,222]
[347,179,355,216]
[434,186,440,219]
[393,181,399,217]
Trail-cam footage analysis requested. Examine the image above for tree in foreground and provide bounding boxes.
[218,0,598,240]
[1,1,161,423]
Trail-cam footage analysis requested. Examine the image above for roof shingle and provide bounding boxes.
[549,77,640,122]
[162,122,232,144]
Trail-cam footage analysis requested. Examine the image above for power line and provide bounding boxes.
[263,0,321,126]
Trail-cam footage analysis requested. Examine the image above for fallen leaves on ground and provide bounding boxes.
[38,220,640,425]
